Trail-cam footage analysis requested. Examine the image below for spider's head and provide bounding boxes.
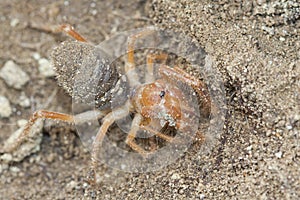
[131,79,182,127]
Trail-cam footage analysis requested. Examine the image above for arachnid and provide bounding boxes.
[1,24,212,183]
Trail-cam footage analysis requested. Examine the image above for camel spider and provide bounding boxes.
[2,24,211,183]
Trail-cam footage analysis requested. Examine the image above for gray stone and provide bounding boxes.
[0,119,43,163]
[0,96,12,118]
[18,92,30,108]
[0,60,30,89]
[38,58,56,77]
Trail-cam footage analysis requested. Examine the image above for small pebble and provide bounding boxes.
[32,52,41,60]
[275,151,283,158]
[121,164,126,170]
[10,18,19,27]
[279,37,285,42]
[18,92,30,108]
[66,180,77,191]
[286,124,292,130]
[0,60,30,89]
[0,164,9,174]
[246,145,252,151]
[0,96,12,118]
[38,58,55,77]
[2,120,43,163]
[0,153,13,162]
[17,119,28,127]
[82,182,89,188]
[171,173,181,180]
[10,166,21,173]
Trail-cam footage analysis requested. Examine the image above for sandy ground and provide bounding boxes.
[0,0,299,199]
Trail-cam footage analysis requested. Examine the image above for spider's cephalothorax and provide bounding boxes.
[131,79,182,128]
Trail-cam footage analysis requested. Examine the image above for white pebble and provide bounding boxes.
[38,58,56,77]
[17,119,28,127]
[32,52,41,60]
[199,194,205,199]
[10,166,21,173]
[121,164,126,170]
[10,18,19,27]
[0,153,13,162]
[279,37,285,42]
[0,163,9,174]
[286,124,293,130]
[64,1,69,6]
[66,180,77,190]
[275,151,283,158]
[171,173,181,180]
[0,60,30,89]
[0,96,12,118]
[246,145,252,151]
[18,92,30,108]
[2,119,43,163]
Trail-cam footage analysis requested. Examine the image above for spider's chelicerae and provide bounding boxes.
[2,24,212,183]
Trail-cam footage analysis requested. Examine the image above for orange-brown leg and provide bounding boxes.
[57,24,87,42]
[88,106,129,184]
[125,28,155,73]
[88,112,115,184]
[146,53,168,82]
[29,23,87,42]
[140,125,173,143]
[141,124,193,147]
[2,109,107,154]
[125,114,148,156]
[3,110,74,153]
[159,65,209,98]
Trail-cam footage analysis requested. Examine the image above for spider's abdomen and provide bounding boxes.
[51,41,120,110]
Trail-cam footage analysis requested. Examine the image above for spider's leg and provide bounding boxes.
[57,24,87,42]
[159,65,209,99]
[88,106,129,184]
[146,53,168,83]
[125,29,155,73]
[140,125,173,142]
[125,114,148,156]
[2,110,74,153]
[29,23,87,42]
[141,124,196,147]
[2,110,106,154]
[88,112,115,184]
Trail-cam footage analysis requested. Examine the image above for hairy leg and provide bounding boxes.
[29,23,87,42]
[124,29,156,87]
[57,24,87,42]
[140,125,173,143]
[125,114,148,155]
[2,110,106,153]
[88,106,129,184]
[125,28,155,73]
[2,110,73,153]
[146,53,168,83]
